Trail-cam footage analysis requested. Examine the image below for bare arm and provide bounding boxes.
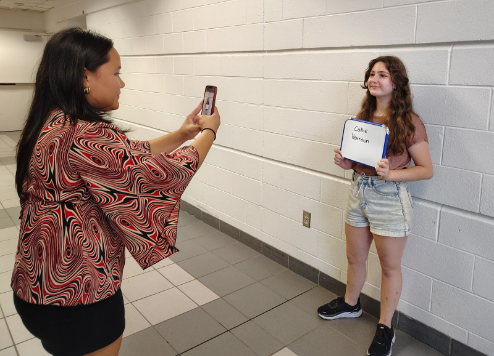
[191,106,221,169]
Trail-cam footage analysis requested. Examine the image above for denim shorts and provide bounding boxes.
[345,172,413,237]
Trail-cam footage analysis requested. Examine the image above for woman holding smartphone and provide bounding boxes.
[12,27,219,356]
[317,56,433,356]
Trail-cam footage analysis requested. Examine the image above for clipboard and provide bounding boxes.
[340,118,389,168]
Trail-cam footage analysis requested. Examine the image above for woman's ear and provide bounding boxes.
[83,68,89,87]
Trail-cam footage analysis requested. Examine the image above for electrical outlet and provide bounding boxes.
[303,211,311,228]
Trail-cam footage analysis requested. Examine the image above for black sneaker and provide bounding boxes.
[317,296,362,320]
[367,323,396,356]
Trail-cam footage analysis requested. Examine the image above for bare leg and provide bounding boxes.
[344,224,373,305]
[85,335,123,356]
[373,234,408,327]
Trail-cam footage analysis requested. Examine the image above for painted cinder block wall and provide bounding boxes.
[49,0,494,354]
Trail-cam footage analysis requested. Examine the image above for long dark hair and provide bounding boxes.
[357,56,415,156]
[15,27,114,200]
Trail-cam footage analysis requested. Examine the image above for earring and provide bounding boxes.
[84,87,90,94]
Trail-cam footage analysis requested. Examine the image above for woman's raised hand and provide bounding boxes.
[334,148,354,170]
[194,104,220,133]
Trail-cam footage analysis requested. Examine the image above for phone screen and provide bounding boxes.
[202,86,217,116]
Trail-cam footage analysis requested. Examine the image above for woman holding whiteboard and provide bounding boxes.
[317,56,433,356]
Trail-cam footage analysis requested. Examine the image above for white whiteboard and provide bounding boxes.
[340,118,389,167]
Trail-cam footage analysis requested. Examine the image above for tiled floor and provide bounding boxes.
[0,131,444,356]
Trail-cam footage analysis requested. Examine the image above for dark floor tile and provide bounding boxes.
[119,327,177,356]
[0,157,16,165]
[324,311,378,348]
[253,302,320,345]
[201,211,219,229]
[5,207,20,220]
[231,321,284,356]
[201,298,249,330]
[177,252,230,278]
[181,332,257,356]
[290,286,338,320]
[0,217,14,229]
[451,339,487,356]
[198,266,256,297]
[393,329,446,356]
[397,313,451,355]
[0,209,9,219]
[154,307,226,353]
[289,256,319,284]
[260,269,316,300]
[178,221,217,239]
[219,221,239,239]
[234,255,286,281]
[169,240,208,263]
[223,283,286,319]
[262,243,289,268]
[2,132,21,142]
[288,324,365,356]
[212,242,260,265]
[237,231,262,253]
[193,231,237,251]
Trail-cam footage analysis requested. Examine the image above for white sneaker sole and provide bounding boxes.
[318,308,362,320]
[367,333,396,356]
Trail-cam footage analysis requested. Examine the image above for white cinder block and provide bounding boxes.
[126,57,156,73]
[403,234,474,291]
[264,19,303,51]
[468,334,494,356]
[154,13,173,34]
[263,184,342,237]
[432,281,494,343]
[182,0,205,9]
[124,17,155,37]
[283,0,326,20]
[263,107,323,142]
[183,31,206,53]
[396,300,468,344]
[439,207,494,261]
[205,187,246,222]
[193,4,218,30]
[219,101,263,130]
[408,165,481,213]
[473,257,494,303]
[244,156,263,181]
[245,202,262,230]
[231,24,264,52]
[416,0,494,44]
[412,199,440,241]
[231,174,262,205]
[172,9,195,33]
[412,86,490,130]
[194,55,220,76]
[327,0,383,15]
[264,0,282,22]
[263,132,345,177]
[262,208,319,256]
[442,128,494,175]
[263,161,321,200]
[163,0,182,13]
[174,95,199,116]
[213,123,233,148]
[347,82,366,116]
[264,80,348,114]
[384,0,436,6]
[199,164,233,193]
[115,39,132,55]
[163,33,183,54]
[174,56,195,75]
[481,174,494,218]
[124,73,165,93]
[321,114,348,146]
[246,0,263,24]
[217,0,246,27]
[316,230,347,270]
[491,90,494,132]
[217,55,263,78]
[379,47,450,85]
[304,13,353,48]
[450,45,494,86]
[401,266,433,311]
[205,27,233,52]
[424,125,443,165]
[155,57,174,74]
[221,77,263,105]
[147,35,164,54]
[230,127,263,156]
[320,176,350,210]
[352,7,415,46]
[131,37,147,55]
[184,76,221,98]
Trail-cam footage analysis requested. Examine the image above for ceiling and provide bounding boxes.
[0,0,54,12]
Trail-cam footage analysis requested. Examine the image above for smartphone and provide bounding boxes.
[201,85,217,116]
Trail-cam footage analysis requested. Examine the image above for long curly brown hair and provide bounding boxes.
[356,56,415,156]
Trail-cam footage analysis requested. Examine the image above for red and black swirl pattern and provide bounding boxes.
[11,110,198,306]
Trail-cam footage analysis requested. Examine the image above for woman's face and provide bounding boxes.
[367,61,395,102]
[84,47,125,111]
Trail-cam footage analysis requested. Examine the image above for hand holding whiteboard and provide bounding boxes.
[340,118,389,168]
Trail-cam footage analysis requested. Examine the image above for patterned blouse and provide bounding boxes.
[11,110,199,306]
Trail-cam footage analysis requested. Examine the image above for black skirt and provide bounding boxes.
[13,289,125,356]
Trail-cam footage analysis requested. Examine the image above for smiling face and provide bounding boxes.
[84,47,125,111]
[367,61,395,103]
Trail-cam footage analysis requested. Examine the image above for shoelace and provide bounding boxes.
[372,326,388,346]
[328,297,345,308]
